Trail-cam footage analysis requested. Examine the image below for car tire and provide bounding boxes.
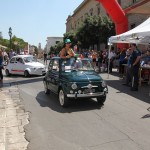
[97,95,106,105]
[43,81,50,94]
[24,70,29,77]
[59,89,69,107]
[5,69,10,76]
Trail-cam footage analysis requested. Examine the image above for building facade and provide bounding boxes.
[46,37,63,53]
[66,0,150,38]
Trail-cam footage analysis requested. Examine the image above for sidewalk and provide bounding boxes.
[0,80,29,150]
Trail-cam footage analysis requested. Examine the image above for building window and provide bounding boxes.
[130,23,136,29]
[84,13,88,18]
[81,16,83,22]
[56,41,59,44]
[90,8,93,16]
[133,0,137,3]
[118,0,121,5]
[97,7,100,15]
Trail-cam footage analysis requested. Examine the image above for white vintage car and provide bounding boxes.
[5,55,46,77]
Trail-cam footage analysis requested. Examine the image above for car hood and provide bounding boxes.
[62,71,102,82]
[25,62,45,68]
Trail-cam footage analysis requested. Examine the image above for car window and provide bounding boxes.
[52,60,59,72]
[16,57,24,63]
[61,58,94,72]
[23,56,37,63]
[10,57,15,63]
[48,60,53,71]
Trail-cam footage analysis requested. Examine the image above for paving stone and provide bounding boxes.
[7,133,26,144]
[0,82,29,150]
[0,143,5,150]
[7,142,28,150]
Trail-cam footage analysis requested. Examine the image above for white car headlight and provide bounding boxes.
[101,80,107,87]
[71,83,77,90]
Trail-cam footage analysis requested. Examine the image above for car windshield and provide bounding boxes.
[61,57,94,72]
[23,56,37,63]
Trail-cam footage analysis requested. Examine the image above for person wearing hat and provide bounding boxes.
[60,39,75,58]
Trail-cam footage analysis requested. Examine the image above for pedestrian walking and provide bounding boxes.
[0,49,4,82]
[43,51,48,65]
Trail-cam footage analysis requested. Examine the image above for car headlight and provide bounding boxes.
[71,83,77,90]
[101,80,107,87]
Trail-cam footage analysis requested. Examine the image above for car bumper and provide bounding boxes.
[29,69,46,75]
[67,92,106,98]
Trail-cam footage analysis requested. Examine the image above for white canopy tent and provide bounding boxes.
[107,17,150,78]
[109,17,150,45]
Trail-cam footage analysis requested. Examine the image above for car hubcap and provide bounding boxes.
[59,90,64,106]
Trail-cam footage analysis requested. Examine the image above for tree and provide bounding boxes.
[49,41,64,55]
[63,30,77,46]
[76,15,115,49]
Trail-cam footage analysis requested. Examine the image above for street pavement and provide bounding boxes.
[0,61,150,150]
[0,78,29,150]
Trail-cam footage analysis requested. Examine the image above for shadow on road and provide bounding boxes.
[106,79,150,104]
[36,91,104,113]
[3,75,44,86]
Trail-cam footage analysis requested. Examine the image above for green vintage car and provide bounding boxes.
[43,57,108,107]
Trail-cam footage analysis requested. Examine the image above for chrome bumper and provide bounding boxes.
[67,92,105,98]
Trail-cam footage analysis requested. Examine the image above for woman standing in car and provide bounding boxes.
[60,39,75,58]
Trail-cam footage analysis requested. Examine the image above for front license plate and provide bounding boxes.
[84,89,95,93]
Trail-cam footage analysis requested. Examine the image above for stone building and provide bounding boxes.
[66,0,150,49]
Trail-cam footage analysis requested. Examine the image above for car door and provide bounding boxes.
[47,59,59,94]
[8,57,16,74]
[15,57,25,75]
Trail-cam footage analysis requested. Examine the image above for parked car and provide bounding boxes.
[5,55,46,77]
[43,57,108,107]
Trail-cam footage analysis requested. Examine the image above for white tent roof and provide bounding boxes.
[109,17,150,45]
[0,45,7,49]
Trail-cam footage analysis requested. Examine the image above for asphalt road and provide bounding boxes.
[4,70,150,150]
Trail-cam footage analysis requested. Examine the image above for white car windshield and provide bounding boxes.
[61,58,94,71]
[23,56,37,63]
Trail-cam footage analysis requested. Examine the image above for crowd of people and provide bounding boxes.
[1,39,150,89]
[59,39,150,91]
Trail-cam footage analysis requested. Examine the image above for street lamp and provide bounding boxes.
[8,27,12,50]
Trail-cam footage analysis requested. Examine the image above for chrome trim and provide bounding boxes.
[81,85,98,88]
[67,92,105,98]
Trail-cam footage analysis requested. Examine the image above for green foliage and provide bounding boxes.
[63,30,77,46]
[76,15,115,49]
[49,41,64,55]
[0,35,28,52]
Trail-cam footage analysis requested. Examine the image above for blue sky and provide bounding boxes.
[0,0,83,48]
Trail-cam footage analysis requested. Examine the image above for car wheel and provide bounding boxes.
[5,69,10,76]
[24,70,29,77]
[43,81,50,94]
[59,89,69,107]
[97,95,106,105]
